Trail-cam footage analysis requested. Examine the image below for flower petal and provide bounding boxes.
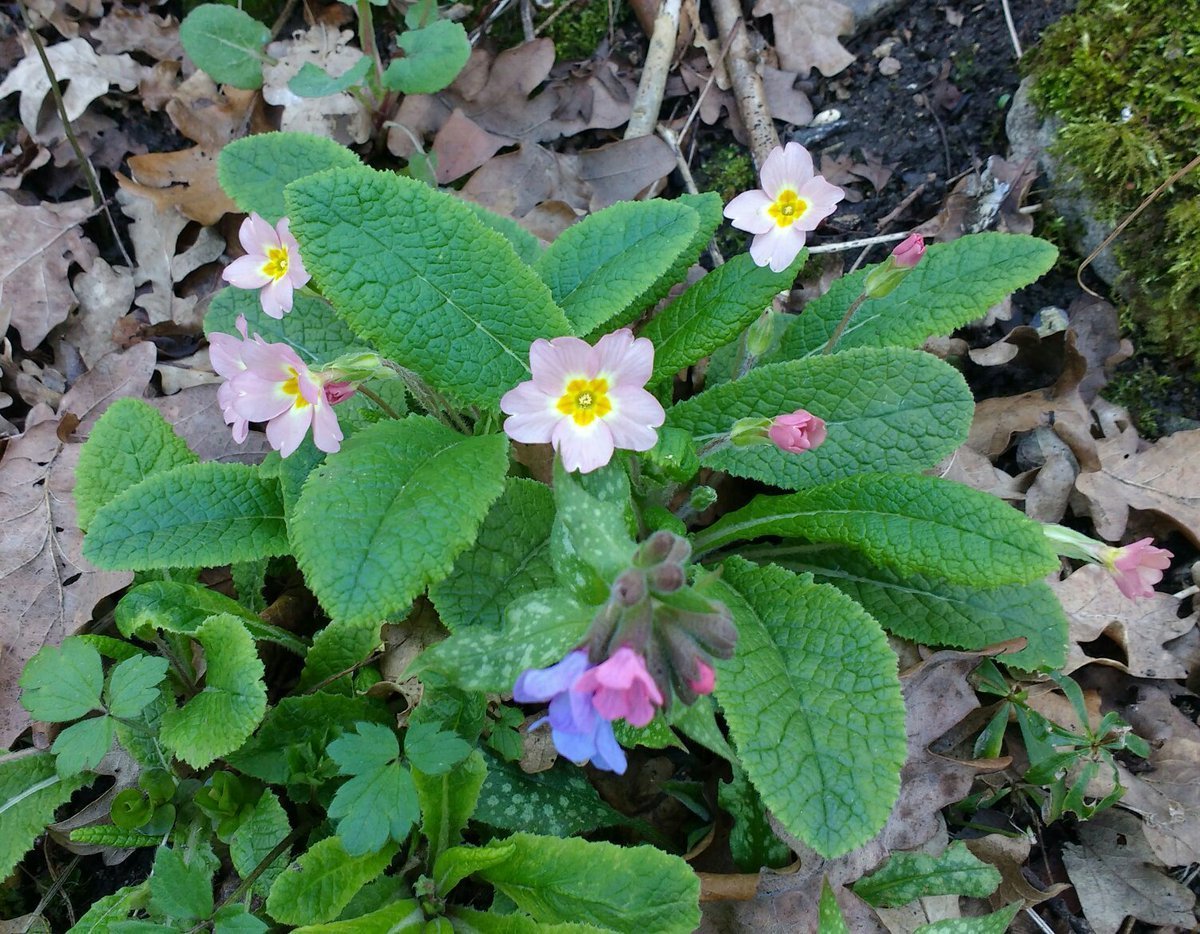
[513,651,591,702]
[779,142,815,187]
[222,255,272,289]
[260,277,293,319]
[241,340,305,380]
[530,336,597,393]
[553,418,614,474]
[750,225,805,273]
[310,399,343,454]
[723,189,775,234]
[794,176,845,231]
[590,720,627,774]
[266,405,313,458]
[228,376,296,422]
[605,386,664,451]
[500,379,551,415]
[594,330,653,387]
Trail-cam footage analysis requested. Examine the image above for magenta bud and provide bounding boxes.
[891,232,926,268]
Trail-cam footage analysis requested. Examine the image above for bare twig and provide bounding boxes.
[625,0,683,139]
[709,0,777,166]
[519,0,536,42]
[999,0,1024,58]
[807,232,909,254]
[656,124,725,264]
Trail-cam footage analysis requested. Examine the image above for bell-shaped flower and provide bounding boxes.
[221,213,311,319]
[501,329,665,474]
[1104,538,1173,599]
[572,646,664,728]
[723,142,845,273]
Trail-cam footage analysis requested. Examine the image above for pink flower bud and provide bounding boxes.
[323,381,357,406]
[688,660,716,696]
[891,233,925,268]
[768,409,827,454]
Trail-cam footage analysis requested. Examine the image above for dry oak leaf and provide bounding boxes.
[1061,809,1195,934]
[1051,564,1197,678]
[1075,428,1200,547]
[751,0,856,77]
[91,5,182,62]
[0,343,156,749]
[263,26,372,146]
[1119,736,1200,866]
[964,834,1070,910]
[61,258,137,368]
[0,37,144,143]
[24,0,102,38]
[0,193,98,351]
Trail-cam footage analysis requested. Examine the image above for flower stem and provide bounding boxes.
[822,291,869,354]
[358,384,403,420]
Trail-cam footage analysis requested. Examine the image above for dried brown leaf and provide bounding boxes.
[263,26,372,146]
[751,0,856,77]
[91,5,181,61]
[61,258,136,367]
[965,834,1070,910]
[430,109,510,184]
[1120,736,1200,866]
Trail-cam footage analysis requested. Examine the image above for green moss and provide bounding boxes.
[1026,0,1200,363]
[695,145,756,257]
[477,0,627,62]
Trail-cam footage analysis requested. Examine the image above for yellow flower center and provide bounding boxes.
[767,189,811,229]
[556,377,611,427]
[281,368,310,409]
[262,246,290,281]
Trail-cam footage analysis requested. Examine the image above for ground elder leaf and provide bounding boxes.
[149,846,214,922]
[291,417,508,626]
[667,348,972,490]
[266,837,398,925]
[694,473,1059,587]
[83,463,288,571]
[19,637,103,721]
[50,716,114,777]
[0,751,90,881]
[106,655,169,718]
[218,132,362,223]
[74,399,197,531]
[159,614,267,768]
[429,478,556,632]
[854,840,1001,907]
[285,166,569,410]
[776,234,1057,358]
[532,200,698,336]
[641,251,803,385]
[709,559,906,857]
[327,723,419,855]
[230,789,291,898]
[405,721,472,775]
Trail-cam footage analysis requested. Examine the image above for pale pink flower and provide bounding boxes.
[221,213,311,319]
[209,314,252,444]
[573,646,664,728]
[500,329,665,474]
[1104,538,1172,599]
[768,409,827,454]
[723,142,845,273]
[891,232,926,268]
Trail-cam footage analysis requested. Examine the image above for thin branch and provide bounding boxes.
[656,124,724,264]
[676,20,738,147]
[807,232,909,253]
[625,0,682,139]
[708,0,777,166]
[1000,0,1023,58]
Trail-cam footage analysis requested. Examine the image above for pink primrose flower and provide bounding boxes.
[1104,538,1172,599]
[209,314,252,444]
[500,329,665,474]
[572,646,665,728]
[891,232,926,268]
[221,213,311,319]
[768,409,827,454]
[723,142,845,273]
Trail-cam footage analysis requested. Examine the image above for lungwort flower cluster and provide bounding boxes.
[723,142,845,272]
[513,531,736,773]
[210,315,352,457]
[501,329,665,474]
[221,213,311,319]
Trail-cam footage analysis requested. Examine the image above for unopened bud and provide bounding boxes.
[863,233,925,298]
[323,351,392,382]
[638,530,678,566]
[663,605,737,659]
[729,416,773,447]
[745,308,781,358]
[649,563,685,594]
[689,485,718,513]
[612,569,648,606]
[584,600,621,661]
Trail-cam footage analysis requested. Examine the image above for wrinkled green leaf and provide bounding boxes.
[179,4,270,89]
[0,751,90,880]
[266,837,398,925]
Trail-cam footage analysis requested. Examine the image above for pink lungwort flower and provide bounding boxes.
[501,329,665,474]
[573,646,665,728]
[723,142,845,273]
[1104,538,1173,599]
[210,315,346,457]
[221,213,311,319]
[768,409,827,454]
[688,660,716,696]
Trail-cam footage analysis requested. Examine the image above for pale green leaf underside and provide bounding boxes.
[777,546,1067,670]
[533,200,698,336]
[695,473,1059,587]
[206,288,362,365]
[475,833,701,933]
[291,417,509,626]
[217,132,363,223]
[667,348,973,490]
[160,614,268,768]
[430,478,556,632]
[290,899,423,933]
[83,463,288,571]
[0,751,90,880]
[853,840,1001,907]
[285,166,569,410]
[75,398,198,530]
[266,837,398,925]
[710,560,906,857]
[641,251,802,385]
[776,233,1058,358]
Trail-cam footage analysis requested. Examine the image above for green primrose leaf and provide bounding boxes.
[51,716,115,777]
[160,614,268,769]
[297,617,383,694]
[83,463,288,571]
[149,846,214,922]
[0,750,91,880]
[784,547,1068,670]
[774,233,1058,358]
[291,417,509,626]
[217,132,364,225]
[327,723,420,855]
[667,348,973,490]
[404,721,472,775]
[290,899,423,933]
[415,749,488,870]
[105,656,170,719]
[853,840,1001,907]
[212,904,268,934]
[230,790,292,899]
[719,765,793,872]
[266,837,398,925]
[206,288,362,366]
[289,57,373,98]
[20,638,103,721]
[474,833,700,932]
[694,473,1060,587]
[474,753,626,837]
[285,165,569,410]
[74,399,197,530]
[383,20,471,94]
[532,200,698,337]
[708,559,907,858]
[434,843,515,899]
[631,190,725,320]
[914,903,1021,933]
[429,478,557,632]
[179,4,270,90]
[641,251,804,385]
[417,588,595,693]
[462,202,542,265]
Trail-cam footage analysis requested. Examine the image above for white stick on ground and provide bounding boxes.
[625,0,683,139]
[709,0,778,166]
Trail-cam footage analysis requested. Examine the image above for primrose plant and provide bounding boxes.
[6,130,1173,930]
